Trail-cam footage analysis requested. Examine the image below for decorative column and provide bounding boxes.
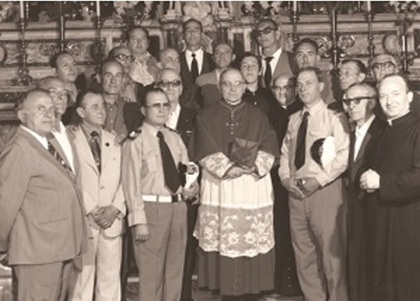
[13,1,32,86]
[289,1,299,45]
[365,1,375,61]
[160,8,182,49]
[59,2,66,51]
[330,7,341,75]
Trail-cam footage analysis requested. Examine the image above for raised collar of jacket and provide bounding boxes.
[302,98,326,117]
[20,125,48,149]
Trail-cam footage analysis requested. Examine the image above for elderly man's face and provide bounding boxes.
[160,49,181,74]
[343,86,375,124]
[379,76,412,119]
[43,78,68,116]
[18,91,55,136]
[220,70,246,105]
[128,28,149,57]
[256,21,280,49]
[156,69,183,104]
[372,61,398,81]
[339,62,365,91]
[111,47,134,74]
[56,53,78,83]
[101,62,124,95]
[295,43,319,70]
[272,76,295,107]
[296,70,323,105]
[78,93,106,127]
[213,44,234,69]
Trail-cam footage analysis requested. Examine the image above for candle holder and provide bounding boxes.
[160,10,182,49]
[13,2,32,86]
[365,9,375,62]
[289,3,300,46]
[215,7,232,43]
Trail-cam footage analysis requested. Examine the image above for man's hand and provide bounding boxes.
[132,224,149,243]
[360,169,380,192]
[298,177,321,198]
[90,206,105,226]
[96,205,120,229]
[240,165,257,175]
[283,178,305,200]
[225,166,244,179]
[0,252,8,266]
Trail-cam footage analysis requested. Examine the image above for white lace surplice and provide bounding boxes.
[194,150,275,258]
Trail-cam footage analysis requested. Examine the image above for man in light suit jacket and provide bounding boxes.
[255,19,295,89]
[69,90,126,301]
[0,89,87,301]
[180,19,215,110]
[342,83,386,301]
[196,43,235,108]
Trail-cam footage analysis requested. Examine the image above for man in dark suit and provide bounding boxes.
[155,68,197,301]
[342,83,386,301]
[180,19,215,110]
[0,89,87,301]
[255,19,295,88]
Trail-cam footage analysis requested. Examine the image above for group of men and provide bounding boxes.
[0,16,420,301]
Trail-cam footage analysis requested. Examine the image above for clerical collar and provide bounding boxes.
[221,100,245,109]
[387,110,411,126]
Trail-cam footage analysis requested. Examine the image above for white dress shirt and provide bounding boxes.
[186,48,204,75]
[262,47,282,76]
[52,122,75,172]
[354,114,375,161]
[166,103,181,130]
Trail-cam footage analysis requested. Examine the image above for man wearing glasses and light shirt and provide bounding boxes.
[279,67,349,301]
[155,68,197,301]
[370,53,420,119]
[255,19,294,88]
[342,83,386,301]
[122,88,198,301]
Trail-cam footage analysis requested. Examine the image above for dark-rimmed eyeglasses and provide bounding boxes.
[271,85,293,92]
[144,103,171,110]
[372,62,395,71]
[255,27,276,36]
[156,80,182,89]
[113,53,135,62]
[342,96,376,106]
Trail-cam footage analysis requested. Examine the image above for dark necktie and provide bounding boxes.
[89,131,101,173]
[157,131,181,194]
[47,141,72,172]
[295,111,309,170]
[264,56,273,88]
[191,53,199,83]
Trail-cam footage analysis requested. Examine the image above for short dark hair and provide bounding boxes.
[341,59,367,75]
[294,38,319,55]
[297,66,324,83]
[50,51,73,69]
[101,59,124,75]
[143,87,168,107]
[15,88,50,112]
[75,89,102,109]
[124,26,149,43]
[182,18,203,33]
[256,19,279,30]
[240,52,262,70]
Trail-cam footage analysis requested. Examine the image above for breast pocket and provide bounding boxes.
[142,149,160,173]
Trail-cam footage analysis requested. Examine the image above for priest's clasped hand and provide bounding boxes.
[225,165,256,179]
[360,169,380,192]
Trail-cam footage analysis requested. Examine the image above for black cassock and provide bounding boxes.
[364,113,420,301]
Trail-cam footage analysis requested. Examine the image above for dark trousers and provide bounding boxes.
[180,202,199,300]
[120,222,137,301]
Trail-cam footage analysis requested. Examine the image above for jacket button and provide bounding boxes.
[100,185,105,189]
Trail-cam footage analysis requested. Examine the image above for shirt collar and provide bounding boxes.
[186,48,203,57]
[263,47,282,61]
[142,121,162,137]
[52,121,66,134]
[355,114,375,136]
[302,99,326,117]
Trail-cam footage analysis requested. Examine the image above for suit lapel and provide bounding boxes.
[74,127,99,175]
[101,129,114,172]
[181,52,193,84]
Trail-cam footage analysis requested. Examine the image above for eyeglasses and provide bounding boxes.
[113,53,135,62]
[255,27,276,36]
[145,103,171,110]
[372,62,395,71]
[342,96,376,106]
[221,81,245,89]
[271,85,293,92]
[157,80,182,89]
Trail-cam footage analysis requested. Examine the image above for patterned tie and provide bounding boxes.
[47,141,72,172]
[264,56,274,88]
[295,111,310,170]
[157,131,181,194]
[89,131,101,173]
[191,53,199,83]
